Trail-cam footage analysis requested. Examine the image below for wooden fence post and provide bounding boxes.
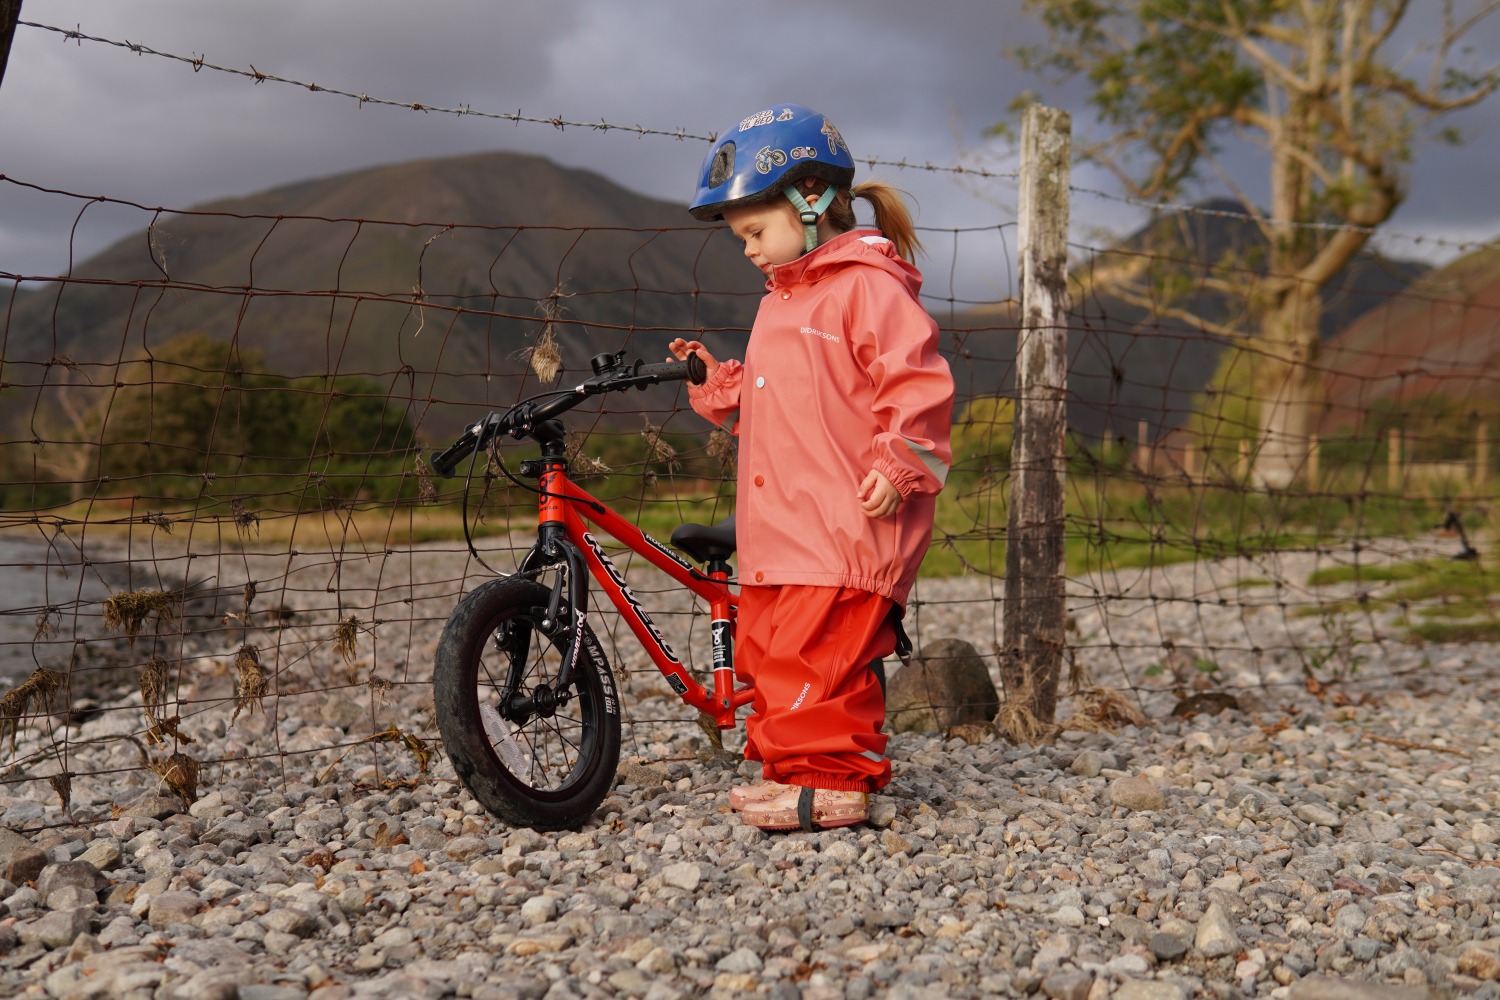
[0,1,24,92]
[1477,424,1489,490]
[1002,104,1071,731]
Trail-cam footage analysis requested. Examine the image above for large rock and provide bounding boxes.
[36,860,106,909]
[885,638,1000,733]
[0,828,46,884]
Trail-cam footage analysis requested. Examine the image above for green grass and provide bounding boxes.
[1306,562,1432,587]
[16,453,1500,642]
[1409,619,1500,644]
[1297,555,1500,642]
[1303,558,1500,608]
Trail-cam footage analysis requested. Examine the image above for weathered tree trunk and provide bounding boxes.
[1253,284,1323,488]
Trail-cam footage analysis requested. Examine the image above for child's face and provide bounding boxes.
[723,201,805,274]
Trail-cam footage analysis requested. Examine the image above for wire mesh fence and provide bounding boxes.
[2,138,1497,824]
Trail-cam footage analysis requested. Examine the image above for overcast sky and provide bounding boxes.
[3,1,1500,301]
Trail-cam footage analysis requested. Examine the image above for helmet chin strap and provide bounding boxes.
[783,185,839,253]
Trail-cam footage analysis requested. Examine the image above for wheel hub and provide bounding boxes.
[530,682,561,719]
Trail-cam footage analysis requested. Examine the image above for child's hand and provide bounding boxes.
[667,338,719,376]
[857,470,902,518]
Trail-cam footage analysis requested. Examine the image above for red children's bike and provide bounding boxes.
[428,351,751,830]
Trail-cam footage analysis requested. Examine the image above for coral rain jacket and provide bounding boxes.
[688,229,954,607]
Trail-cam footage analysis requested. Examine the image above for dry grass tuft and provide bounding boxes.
[49,772,72,811]
[231,499,259,535]
[334,616,361,674]
[0,668,65,751]
[1059,685,1149,733]
[316,724,433,785]
[997,694,1052,745]
[707,428,737,474]
[140,656,170,726]
[527,326,563,384]
[642,419,680,470]
[33,606,62,641]
[232,645,268,721]
[102,588,179,639]
[414,454,439,503]
[151,751,200,804]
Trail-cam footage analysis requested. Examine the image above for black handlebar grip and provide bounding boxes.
[685,351,708,385]
[429,443,469,479]
[628,353,708,386]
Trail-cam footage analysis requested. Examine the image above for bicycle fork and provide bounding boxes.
[498,526,589,726]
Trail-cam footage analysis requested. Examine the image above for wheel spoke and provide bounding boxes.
[435,578,620,830]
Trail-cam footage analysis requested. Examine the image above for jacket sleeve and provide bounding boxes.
[687,358,745,434]
[850,275,954,500]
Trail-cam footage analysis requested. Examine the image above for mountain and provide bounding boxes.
[2,160,1436,454]
[1056,200,1429,441]
[1319,245,1500,433]
[0,151,763,441]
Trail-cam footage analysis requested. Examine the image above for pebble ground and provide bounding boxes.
[1,539,1498,999]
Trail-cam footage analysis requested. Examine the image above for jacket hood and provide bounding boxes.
[768,229,924,298]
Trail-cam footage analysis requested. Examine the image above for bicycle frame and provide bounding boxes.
[517,452,752,731]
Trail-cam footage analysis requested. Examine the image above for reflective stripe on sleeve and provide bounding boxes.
[907,440,949,485]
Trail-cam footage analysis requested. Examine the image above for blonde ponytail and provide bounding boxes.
[793,176,925,261]
[850,182,923,261]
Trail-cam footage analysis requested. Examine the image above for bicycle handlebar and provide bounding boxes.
[429,352,708,478]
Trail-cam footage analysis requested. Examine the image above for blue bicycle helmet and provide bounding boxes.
[690,103,857,251]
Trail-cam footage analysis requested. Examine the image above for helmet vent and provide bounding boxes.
[708,142,736,188]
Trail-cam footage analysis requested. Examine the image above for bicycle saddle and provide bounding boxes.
[670,515,737,563]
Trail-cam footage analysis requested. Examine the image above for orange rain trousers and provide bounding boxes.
[737,584,894,792]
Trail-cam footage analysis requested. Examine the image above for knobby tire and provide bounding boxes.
[434,578,621,830]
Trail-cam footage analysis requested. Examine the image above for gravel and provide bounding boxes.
[0,536,1498,998]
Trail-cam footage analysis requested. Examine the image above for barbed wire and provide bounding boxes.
[18,20,1019,183]
[1072,184,1500,258]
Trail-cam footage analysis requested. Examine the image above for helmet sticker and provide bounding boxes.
[789,146,817,160]
[738,107,799,132]
[739,109,775,131]
[755,146,788,175]
[821,118,847,157]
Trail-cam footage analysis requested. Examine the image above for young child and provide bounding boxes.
[668,103,954,831]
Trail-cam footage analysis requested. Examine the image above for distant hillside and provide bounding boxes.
[1056,200,1429,440]
[0,151,763,441]
[1,162,1436,453]
[1319,245,1500,433]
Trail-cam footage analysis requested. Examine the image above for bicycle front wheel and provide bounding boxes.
[434,577,621,830]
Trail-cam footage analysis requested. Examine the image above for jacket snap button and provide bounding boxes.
[754,475,765,487]
[755,376,765,388]
[780,290,791,300]
[755,572,764,583]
